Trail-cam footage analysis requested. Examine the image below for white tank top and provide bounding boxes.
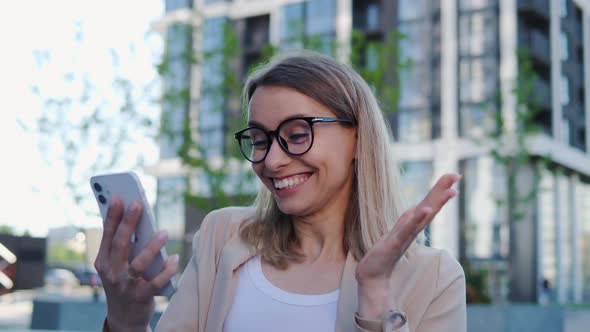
[222,255,340,332]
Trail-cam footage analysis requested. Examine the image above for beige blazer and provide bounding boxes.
[154,207,466,332]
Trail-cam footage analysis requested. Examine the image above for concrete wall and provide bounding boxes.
[29,299,162,331]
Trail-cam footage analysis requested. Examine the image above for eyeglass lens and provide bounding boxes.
[239,118,313,162]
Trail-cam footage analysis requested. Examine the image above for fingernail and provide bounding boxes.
[171,255,179,264]
[132,202,141,213]
[157,230,168,242]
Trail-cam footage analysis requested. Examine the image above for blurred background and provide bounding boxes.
[0,0,589,331]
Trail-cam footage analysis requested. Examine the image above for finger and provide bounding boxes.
[95,198,123,271]
[384,207,431,252]
[396,206,431,241]
[111,201,143,267]
[146,255,179,297]
[419,174,461,213]
[422,188,458,222]
[129,231,169,278]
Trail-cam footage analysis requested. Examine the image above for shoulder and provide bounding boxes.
[192,206,255,252]
[410,245,464,283]
[200,206,256,233]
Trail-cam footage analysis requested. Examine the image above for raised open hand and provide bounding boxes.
[355,173,461,318]
[94,198,178,332]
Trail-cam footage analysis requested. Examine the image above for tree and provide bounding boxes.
[0,225,16,235]
[462,48,552,303]
[35,14,406,266]
[33,23,161,222]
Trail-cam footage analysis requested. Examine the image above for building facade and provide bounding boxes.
[152,0,590,304]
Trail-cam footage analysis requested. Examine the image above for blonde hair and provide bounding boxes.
[240,51,407,268]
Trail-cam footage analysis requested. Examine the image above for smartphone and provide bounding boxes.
[90,171,176,297]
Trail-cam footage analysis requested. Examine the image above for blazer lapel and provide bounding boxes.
[205,232,255,332]
[336,252,359,332]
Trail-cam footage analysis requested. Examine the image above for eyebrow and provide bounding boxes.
[247,113,311,129]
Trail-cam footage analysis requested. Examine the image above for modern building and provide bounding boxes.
[151,0,590,304]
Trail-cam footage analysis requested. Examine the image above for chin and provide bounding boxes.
[274,199,310,217]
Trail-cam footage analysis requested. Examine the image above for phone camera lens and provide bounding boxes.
[98,195,107,204]
[93,183,102,192]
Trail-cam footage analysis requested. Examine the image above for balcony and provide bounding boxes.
[518,0,550,22]
[532,78,551,111]
[243,15,270,53]
[353,1,381,34]
[519,27,551,66]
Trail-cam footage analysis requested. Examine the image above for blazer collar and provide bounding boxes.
[336,252,359,332]
[205,230,256,332]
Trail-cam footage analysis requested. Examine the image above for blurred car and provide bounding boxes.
[74,268,102,286]
[44,268,80,287]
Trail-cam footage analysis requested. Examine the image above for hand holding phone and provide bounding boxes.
[91,172,178,331]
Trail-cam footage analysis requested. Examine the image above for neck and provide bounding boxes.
[292,211,347,263]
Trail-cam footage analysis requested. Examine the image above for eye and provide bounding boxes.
[251,139,268,148]
[288,132,311,143]
[245,133,268,149]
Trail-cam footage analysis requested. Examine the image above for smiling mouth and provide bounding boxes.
[272,174,311,190]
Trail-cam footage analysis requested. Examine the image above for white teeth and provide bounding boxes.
[273,175,308,189]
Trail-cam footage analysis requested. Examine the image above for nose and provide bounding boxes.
[264,136,290,169]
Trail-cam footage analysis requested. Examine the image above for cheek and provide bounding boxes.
[252,164,263,178]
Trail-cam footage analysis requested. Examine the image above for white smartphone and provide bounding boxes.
[90,171,176,297]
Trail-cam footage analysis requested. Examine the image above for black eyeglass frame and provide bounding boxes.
[234,116,355,163]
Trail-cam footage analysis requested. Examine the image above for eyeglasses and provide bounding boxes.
[234,116,354,163]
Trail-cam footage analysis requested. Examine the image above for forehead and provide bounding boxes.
[247,86,335,127]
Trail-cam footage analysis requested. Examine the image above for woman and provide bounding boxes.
[96,51,465,332]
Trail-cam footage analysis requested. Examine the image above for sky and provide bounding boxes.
[0,0,164,236]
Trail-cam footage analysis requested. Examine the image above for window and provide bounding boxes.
[400,161,433,206]
[397,109,432,142]
[560,32,569,61]
[459,0,495,11]
[460,157,508,259]
[366,3,379,31]
[396,1,440,142]
[199,17,228,159]
[165,0,192,12]
[538,169,557,299]
[156,177,186,244]
[398,0,429,21]
[161,23,193,159]
[458,3,499,137]
[459,10,498,56]
[560,75,570,106]
[202,17,226,52]
[561,117,570,144]
[459,57,498,103]
[557,174,575,302]
[578,180,590,302]
[400,161,434,243]
[279,2,305,46]
[559,0,567,17]
[279,0,335,54]
[399,67,430,109]
[306,0,335,36]
[398,22,430,62]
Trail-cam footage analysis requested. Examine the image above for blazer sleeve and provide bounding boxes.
[415,250,466,332]
[154,216,210,332]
